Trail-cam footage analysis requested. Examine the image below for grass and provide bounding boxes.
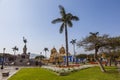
[8,66,120,80]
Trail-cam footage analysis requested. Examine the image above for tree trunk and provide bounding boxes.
[73,43,77,63]
[95,48,106,72]
[109,57,112,66]
[14,51,16,65]
[109,50,112,66]
[65,25,69,66]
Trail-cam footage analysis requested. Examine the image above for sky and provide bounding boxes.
[0,0,120,57]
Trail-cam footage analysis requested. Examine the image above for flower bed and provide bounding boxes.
[57,64,80,68]
[42,65,95,76]
[90,61,106,64]
[90,62,98,64]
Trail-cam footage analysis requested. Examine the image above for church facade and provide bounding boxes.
[49,46,73,64]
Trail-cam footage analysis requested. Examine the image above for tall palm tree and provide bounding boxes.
[52,5,79,66]
[43,48,49,58]
[12,46,19,63]
[70,39,77,63]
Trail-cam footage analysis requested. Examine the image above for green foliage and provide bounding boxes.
[12,46,19,51]
[70,39,76,44]
[8,67,120,80]
[77,32,109,51]
[35,55,45,59]
[76,54,87,58]
[77,32,120,59]
[87,53,94,58]
[44,48,49,52]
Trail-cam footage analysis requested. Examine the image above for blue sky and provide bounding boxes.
[0,0,120,57]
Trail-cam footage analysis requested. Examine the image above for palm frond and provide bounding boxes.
[44,48,49,51]
[59,5,66,17]
[73,39,77,43]
[51,18,62,24]
[66,13,73,20]
[67,21,73,27]
[70,39,76,44]
[67,13,73,16]
[59,23,64,33]
[70,41,73,44]
[12,46,19,51]
[89,32,99,37]
[71,16,79,21]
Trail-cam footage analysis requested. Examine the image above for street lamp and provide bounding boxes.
[1,48,6,69]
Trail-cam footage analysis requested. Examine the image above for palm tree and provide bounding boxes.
[43,48,49,58]
[70,39,77,63]
[51,5,79,66]
[12,46,19,64]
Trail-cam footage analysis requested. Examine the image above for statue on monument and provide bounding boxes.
[23,37,27,54]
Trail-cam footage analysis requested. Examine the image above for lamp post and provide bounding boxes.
[1,48,6,69]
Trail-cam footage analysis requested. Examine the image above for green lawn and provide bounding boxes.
[8,66,120,80]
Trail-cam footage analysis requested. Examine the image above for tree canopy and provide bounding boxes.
[77,32,120,72]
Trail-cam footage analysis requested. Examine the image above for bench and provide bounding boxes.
[2,72,9,77]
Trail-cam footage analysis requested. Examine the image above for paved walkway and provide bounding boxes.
[0,66,20,80]
[0,65,95,80]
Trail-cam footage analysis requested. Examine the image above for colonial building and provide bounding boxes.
[49,46,73,64]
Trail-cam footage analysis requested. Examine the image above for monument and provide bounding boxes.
[23,37,27,54]
[15,37,30,66]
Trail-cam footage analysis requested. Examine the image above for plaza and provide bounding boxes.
[0,64,119,80]
[0,0,120,80]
